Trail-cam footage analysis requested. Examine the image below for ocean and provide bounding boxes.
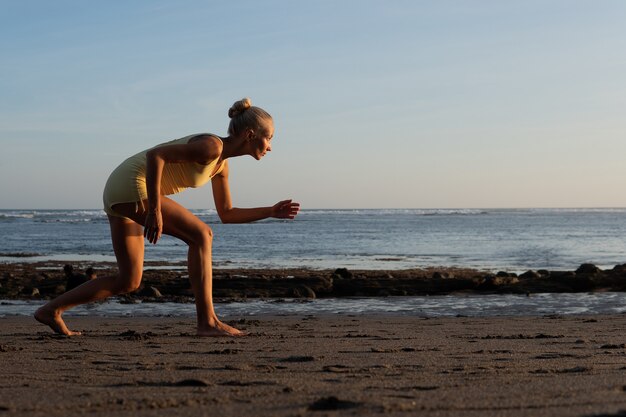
[1,208,625,272]
[2,208,626,318]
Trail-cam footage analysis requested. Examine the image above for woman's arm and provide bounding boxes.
[144,135,222,243]
[211,161,300,224]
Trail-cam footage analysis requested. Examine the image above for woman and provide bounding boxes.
[35,98,300,336]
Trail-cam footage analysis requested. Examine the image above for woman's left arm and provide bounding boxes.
[211,161,300,223]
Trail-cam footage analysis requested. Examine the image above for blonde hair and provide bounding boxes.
[227,98,272,135]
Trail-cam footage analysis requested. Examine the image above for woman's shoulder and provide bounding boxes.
[187,134,223,164]
[187,133,222,144]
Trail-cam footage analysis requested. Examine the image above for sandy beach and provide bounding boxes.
[1,314,625,416]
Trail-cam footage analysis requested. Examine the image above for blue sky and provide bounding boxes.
[1,1,625,209]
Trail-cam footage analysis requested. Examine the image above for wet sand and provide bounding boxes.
[1,314,625,416]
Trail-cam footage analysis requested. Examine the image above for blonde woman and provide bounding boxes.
[35,98,300,336]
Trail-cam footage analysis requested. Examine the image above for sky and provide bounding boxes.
[1,0,625,209]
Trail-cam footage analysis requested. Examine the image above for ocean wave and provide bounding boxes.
[37,218,95,223]
[1,210,107,223]
[526,208,626,214]
[0,212,35,220]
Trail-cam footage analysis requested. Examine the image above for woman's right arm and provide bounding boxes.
[143,136,222,244]
[144,149,166,244]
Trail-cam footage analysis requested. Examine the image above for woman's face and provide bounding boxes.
[250,119,274,160]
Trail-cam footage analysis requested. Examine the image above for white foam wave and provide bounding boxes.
[0,212,35,219]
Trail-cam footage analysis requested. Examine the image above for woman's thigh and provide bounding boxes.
[108,214,145,281]
[159,198,212,245]
[112,198,210,245]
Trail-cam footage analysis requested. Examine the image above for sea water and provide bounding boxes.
[1,208,625,272]
[2,208,626,317]
[2,293,626,318]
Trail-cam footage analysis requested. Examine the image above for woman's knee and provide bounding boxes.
[112,272,143,294]
[191,224,213,248]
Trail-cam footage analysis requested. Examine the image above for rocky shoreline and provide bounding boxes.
[1,260,626,302]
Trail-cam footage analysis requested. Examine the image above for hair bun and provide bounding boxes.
[228,98,252,118]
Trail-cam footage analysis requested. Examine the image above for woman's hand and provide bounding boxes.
[144,209,163,244]
[271,199,300,220]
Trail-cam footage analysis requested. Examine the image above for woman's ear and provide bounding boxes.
[244,129,254,142]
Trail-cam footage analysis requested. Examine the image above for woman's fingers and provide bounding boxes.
[144,225,162,244]
[279,202,300,219]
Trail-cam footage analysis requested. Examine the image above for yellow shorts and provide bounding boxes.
[102,156,147,219]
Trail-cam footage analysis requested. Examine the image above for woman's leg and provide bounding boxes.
[34,214,145,335]
[153,198,243,336]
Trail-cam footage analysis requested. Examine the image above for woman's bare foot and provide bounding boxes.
[34,306,81,336]
[197,320,246,337]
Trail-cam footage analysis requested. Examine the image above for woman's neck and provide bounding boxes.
[219,134,249,159]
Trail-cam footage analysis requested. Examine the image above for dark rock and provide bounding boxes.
[550,271,576,279]
[519,270,540,279]
[576,263,601,275]
[299,285,316,299]
[499,276,519,285]
[478,274,519,290]
[333,268,353,279]
[138,286,162,298]
[537,270,550,276]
